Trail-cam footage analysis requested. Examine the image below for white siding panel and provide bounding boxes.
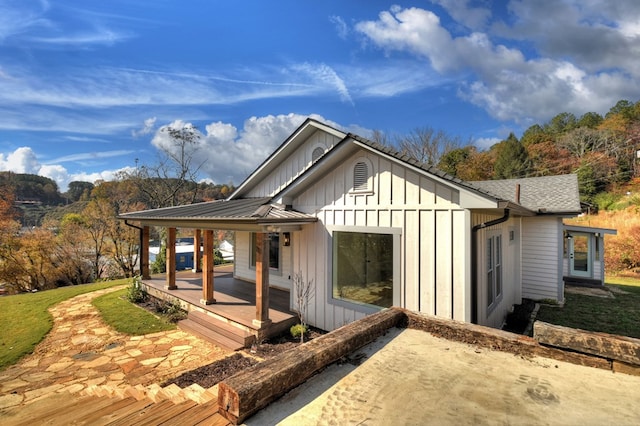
[435,210,453,317]
[404,210,419,311]
[419,210,436,315]
[522,217,562,301]
[452,210,468,321]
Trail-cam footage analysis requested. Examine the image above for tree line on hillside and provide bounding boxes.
[378,99,640,204]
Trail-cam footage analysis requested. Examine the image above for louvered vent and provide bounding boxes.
[353,161,369,191]
[311,147,324,163]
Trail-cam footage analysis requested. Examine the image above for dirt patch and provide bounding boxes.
[163,353,259,388]
[162,328,325,389]
[565,285,614,298]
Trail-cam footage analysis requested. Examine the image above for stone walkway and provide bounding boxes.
[0,286,229,410]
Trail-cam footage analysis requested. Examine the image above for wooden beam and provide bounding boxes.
[534,321,640,366]
[201,229,215,305]
[141,226,150,279]
[193,229,202,273]
[218,308,406,424]
[254,232,270,327]
[165,227,177,290]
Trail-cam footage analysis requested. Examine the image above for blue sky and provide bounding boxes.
[0,0,639,191]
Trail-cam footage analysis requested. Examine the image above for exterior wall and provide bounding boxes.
[472,214,522,329]
[233,231,293,291]
[291,149,471,331]
[245,131,342,198]
[522,217,563,302]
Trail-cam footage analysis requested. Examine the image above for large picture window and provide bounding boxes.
[332,230,395,308]
[251,233,280,271]
[487,234,502,309]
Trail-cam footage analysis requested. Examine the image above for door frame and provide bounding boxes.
[568,232,591,278]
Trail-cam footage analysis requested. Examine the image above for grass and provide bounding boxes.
[0,279,129,370]
[92,288,176,335]
[536,281,640,338]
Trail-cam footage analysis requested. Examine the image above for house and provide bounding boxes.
[119,118,614,341]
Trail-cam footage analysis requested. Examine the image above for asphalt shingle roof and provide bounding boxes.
[470,175,581,214]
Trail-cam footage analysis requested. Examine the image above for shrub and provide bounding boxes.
[126,276,148,303]
[290,323,309,340]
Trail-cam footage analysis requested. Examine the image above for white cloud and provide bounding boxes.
[474,137,501,150]
[355,5,640,124]
[431,0,491,30]
[150,113,348,185]
[329,15,349,39]
[132,117,157,137]
[0,147,41,174]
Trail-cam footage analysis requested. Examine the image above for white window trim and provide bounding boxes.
[326,225,401,313]
[249,232,283,276]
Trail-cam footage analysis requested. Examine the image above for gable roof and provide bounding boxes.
[470,175,581,214]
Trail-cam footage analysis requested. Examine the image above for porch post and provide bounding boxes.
[141,226,150,279]
[165,227,177,290]
[201,229,216,305]
[193,229,202,273]
[253,232,271,328]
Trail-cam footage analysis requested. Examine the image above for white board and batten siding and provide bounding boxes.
[233,231,294,291]
[292,149,471,331]
[522,216,563,302]
[245,131,341,198]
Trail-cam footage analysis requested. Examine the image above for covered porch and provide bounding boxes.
[119,197,318,349]
[141,265,297,348]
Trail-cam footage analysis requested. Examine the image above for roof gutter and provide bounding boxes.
[471,209,510,324]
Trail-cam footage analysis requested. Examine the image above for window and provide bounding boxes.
[332,230,395,309]
[311,147,325,163]
[487,234,502,308]
[353,161,369,191]
[250,233,280,270]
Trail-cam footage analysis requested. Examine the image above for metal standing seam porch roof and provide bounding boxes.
[118,197,318,230]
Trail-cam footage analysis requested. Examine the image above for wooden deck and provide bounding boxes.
[142,265,297,346]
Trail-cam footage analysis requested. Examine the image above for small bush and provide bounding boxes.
[126,276,148,303]
[290,323,308,339]
[153,299,187,322]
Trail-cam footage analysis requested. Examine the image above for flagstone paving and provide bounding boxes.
[0,286,229,410]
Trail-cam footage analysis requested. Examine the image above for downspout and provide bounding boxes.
[124,220,143,276]
[471,209,510,324]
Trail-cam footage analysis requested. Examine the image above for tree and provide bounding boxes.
[520,124,550,147]
[545,112,577,135]
[437,147,471,177]
[396,127,463,166]
[493,133,531,179]
[65,181,94,202]
[577,112,603,129]
[126,123,206,209]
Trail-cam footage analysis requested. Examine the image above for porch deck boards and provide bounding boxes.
[142,265,295,329]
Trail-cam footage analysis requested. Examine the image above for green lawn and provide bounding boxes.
[536,281,640,338]
[92,288,176,335]
[0,280,129,370]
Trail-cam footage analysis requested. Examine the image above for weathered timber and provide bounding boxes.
[612,360,640,376]
[217,307,405,424]
[534,321,640,366]
[404,310,612,370]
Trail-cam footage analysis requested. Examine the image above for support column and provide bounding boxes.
[201,229,216,305]
[165,227,177,290]
[193,229,202,273]
[253,232,271,328]
[141,226,150,279]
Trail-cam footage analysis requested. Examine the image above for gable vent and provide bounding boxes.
[353,161,369,191]
[311,147,324,163]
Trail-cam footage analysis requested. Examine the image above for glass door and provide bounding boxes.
[569,233,591,278]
